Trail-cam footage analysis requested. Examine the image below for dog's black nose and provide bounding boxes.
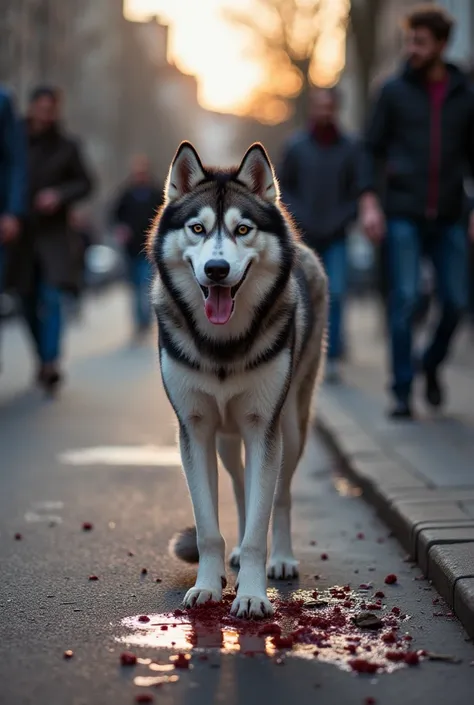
[204,259,230,283]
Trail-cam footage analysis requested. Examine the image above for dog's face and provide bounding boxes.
[153,142,294,331]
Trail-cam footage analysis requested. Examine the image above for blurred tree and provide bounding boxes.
[223,0,348,126]
[349,0,383,124]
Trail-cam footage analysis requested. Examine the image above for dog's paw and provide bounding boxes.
[267,556,299,580]
[183,586,222,608]
[230,594,274,619]
[229,546,241,568]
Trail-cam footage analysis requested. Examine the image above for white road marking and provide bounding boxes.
[58,445,182,467]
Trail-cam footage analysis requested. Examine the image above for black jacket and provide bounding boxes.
[112,183,163,257]
[278,130,359,251]
[361,63,474,221]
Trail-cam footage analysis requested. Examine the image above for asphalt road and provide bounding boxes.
[0,290,473,705]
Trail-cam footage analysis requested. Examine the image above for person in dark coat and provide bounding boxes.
[0,86,26,370]
[111,155,163,341]
[279,86,359,382]
[18,86,93,392]
[359,6,474,419]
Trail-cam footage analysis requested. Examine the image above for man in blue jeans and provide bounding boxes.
[360,5,474,419]
[279,87,359,382]
[112,155,163,342]
[0,87,26,371]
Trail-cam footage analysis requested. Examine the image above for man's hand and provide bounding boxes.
[468,211,474,243]
[360,192,386,243]
[34,188,61,214]
[0,214,20,243]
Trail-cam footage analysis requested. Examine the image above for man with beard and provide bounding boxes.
[17,87,93,394]
[360,5,474,419]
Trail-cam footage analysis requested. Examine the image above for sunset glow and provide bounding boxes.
[125,0,348,120]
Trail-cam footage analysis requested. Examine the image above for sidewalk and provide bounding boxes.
[317,300,474,639]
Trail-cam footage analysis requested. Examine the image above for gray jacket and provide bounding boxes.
[278,130,359,250]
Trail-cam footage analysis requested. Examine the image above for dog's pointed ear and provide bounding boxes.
[236,143,279,202]
[165,141,206,201]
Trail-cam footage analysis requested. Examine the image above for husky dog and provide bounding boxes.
[149,141,327,618]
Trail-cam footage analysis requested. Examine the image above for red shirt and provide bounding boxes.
[426,78,448,218]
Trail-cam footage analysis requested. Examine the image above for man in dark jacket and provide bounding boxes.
[279,86,359,382]
[18,86,93,393]
[0,86,26,369]
[360,6,474,419]
[111,155,163,341]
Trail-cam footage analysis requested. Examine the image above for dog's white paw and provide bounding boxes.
[230,594,274,619]
[229,546,241,568]
[267,556,299,580]
[183,586,222,607]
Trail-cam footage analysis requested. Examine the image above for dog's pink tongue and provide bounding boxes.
[205,286,233,325]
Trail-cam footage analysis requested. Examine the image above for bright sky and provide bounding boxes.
[125,0,347,118]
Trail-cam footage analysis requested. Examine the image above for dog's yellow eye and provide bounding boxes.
[237,224,250,236]
[191,223,204,234]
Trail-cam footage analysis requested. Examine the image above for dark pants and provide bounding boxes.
[128,253,152,331]
[321,239,347,360]
[386,218,468,401]
[22,266,62,365]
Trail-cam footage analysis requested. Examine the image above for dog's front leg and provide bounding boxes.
[179,417,226,607]
[231,420,282,619]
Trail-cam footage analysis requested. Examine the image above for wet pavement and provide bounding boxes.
[0,294,473,704]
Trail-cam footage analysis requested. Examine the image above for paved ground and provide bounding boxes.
[318,299,474,642]
[1,289,474,705]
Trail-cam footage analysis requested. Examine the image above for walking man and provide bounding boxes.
[360,5,474,419]
[111,155,163,342]
[17,86,93,393]
[0,86,26,370]
[279,86,359,382]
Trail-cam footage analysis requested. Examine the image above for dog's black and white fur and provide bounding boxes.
[149,141,327,618]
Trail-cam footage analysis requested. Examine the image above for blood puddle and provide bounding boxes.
[117,588,421,676]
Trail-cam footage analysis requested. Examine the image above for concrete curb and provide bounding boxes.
[317,398,474,641]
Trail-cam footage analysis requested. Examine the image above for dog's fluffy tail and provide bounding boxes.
[169,526,199,564]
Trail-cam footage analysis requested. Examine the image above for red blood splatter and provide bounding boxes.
[381,632,397,644]
[447,612,454,618]
[391,607,401,616]
[385,650,405,662]
[135,695,154,703]
[357,533,365,540]
[403,635,413,642]
[174,609,184,617]
[404,652,420,666]
[63,650,74,659]
[88,575,99,581]
[365,698,376,705]
[138,615,150,623]
[320,553,329,561]
[384,574,397,585]
[343,600,353,608]
[141,568,148,575]
[258,623,281,636]
[174,653,190,669]
[82,522,93,531]
[359,584,372,590]
[366,603,382,611]
[374,591,385,599]
[433,612,444,617]
[14,533,22,541]
[432,598,440,605]
[272,634,294,649]
[349,659,381,674]
[120,651,137,666]
[345,644,357,654]
[160,625,168,631]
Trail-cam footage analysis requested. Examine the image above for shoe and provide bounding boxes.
[40,364,63,396]
[388,399,413,420]
[425,368,443,408]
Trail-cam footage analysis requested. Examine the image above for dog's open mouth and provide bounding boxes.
[199,263,252,326]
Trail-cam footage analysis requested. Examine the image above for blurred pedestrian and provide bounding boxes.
[279,86,359,382]
[15,86,93,394]
[111,155,163,342]
[0,86,26,372]
[360,5,474,419]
